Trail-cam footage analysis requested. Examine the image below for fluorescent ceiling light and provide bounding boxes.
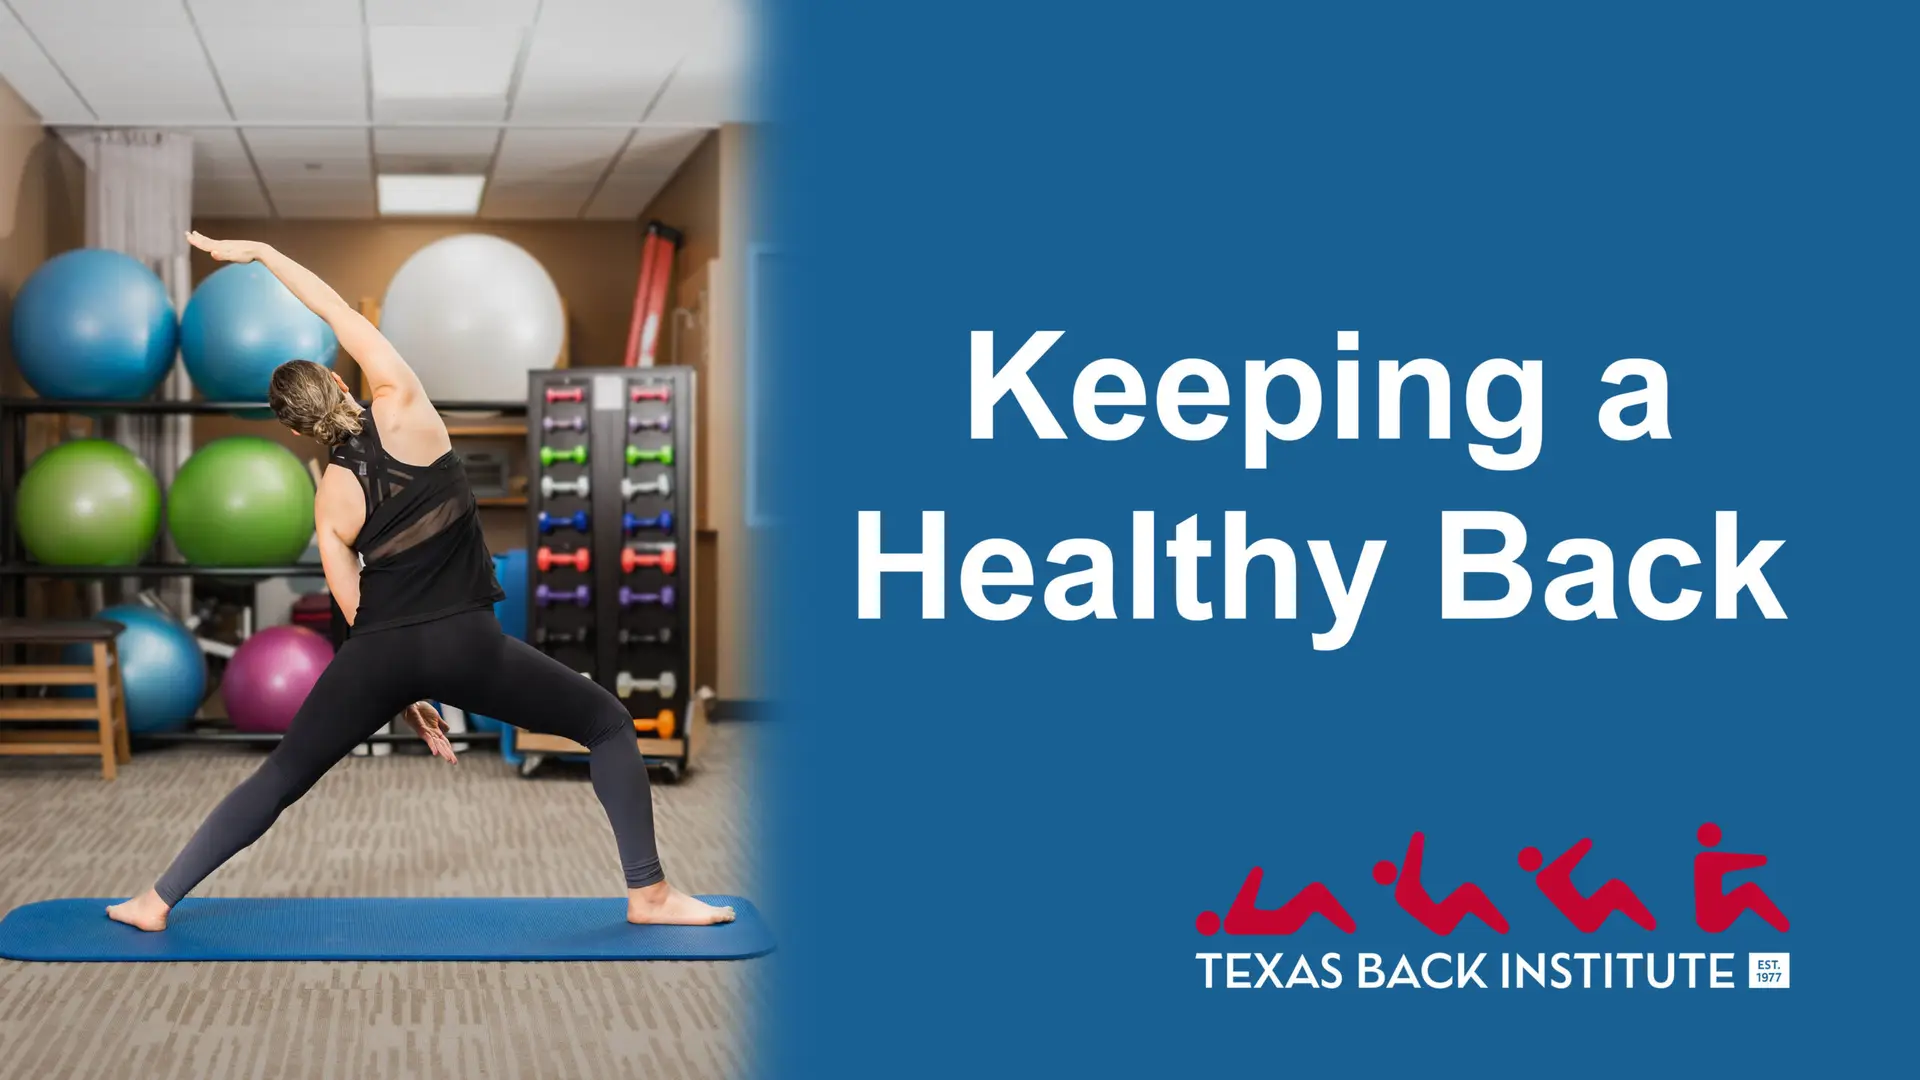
[379,174,486,216]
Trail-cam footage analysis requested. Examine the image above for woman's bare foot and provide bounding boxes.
[627,881,736,926]
[105,889,171,932]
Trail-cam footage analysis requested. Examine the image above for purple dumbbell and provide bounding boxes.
[623,510,673,534]
[543,414,586,432]
[536,584,591,607]
[538,509,590,535]
[627,413,672,433]
[618,584,676,609]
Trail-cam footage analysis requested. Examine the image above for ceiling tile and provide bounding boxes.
[492,127,629,182]
[188,128,256,179]
[538,0,724,35]
[369,25,521,114]
[511,32,681,122]
[198,27,367,122]
[613,128,708,174]
[186,0,361,27]
[29,27,230,124]
[373,127,498,175]
[480,179,597,220]
[582,172,671,221]
[8,0,191,29]
[193,177,273,218]
[0,6,92,122]
[243,128,371,180]
[264,177,377,219]
[365,0,540,25]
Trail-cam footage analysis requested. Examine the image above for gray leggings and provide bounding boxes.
[155,608,661,905]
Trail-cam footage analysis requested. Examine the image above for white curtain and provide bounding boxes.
[70,131,194,612]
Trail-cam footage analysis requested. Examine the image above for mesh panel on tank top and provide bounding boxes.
[328,422,465,563]
[327,413,504,634]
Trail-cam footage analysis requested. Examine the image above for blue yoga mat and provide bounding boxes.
[0,896,772,962]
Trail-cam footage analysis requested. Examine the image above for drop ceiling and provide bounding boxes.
[0,0,752,220]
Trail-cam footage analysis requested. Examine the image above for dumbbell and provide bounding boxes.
[538,509,590,535]
[620,545,677,575]
[627,413,672,433]
[535,584,591,607]
[617,627,673,646]
[630,384,671,403]
[620,475,672,500]
[624,443,673,466]
[534,626,592,646]
[540,474,589,499]
[545,386,584,403]
[618,584,675,609]
[540,444,588,467]
[542,414,585,432]
[616,669,678,699]
[536,546,591,572]
[633,710,677,739]
[623,510,673,534]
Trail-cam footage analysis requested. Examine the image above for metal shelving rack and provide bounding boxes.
[0,396,528,746]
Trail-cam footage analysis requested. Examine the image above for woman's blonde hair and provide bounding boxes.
[268,360,363,445]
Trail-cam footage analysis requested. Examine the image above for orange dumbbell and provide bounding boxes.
[619,544,677,575]
[536,546,591,572]
[633,710,677,739]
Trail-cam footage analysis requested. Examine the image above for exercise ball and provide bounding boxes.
[10,248,178,401]
[379,234,565,401]
[166,437,315,566]
[222,625,332,733]
[180,262,338,401]
[62,604,205,734]
[14,439,161,565]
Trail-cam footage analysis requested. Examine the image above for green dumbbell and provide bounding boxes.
[625,443,674,466]
[540,444,588,467]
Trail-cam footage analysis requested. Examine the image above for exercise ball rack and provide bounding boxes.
[0,395,527,746]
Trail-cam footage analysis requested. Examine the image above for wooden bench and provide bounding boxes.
[0,618,132,780]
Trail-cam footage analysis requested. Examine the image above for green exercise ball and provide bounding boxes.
[167,437,315,566]
[15,439,161,565]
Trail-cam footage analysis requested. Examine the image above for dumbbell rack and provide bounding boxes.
[523,369,698,778]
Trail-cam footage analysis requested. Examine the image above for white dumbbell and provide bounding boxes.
[541,474,590,499]
[616,670,677,699]
[620,475,672,500]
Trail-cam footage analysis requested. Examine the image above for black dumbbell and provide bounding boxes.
[534,626,592,646]
[618,627,674,646]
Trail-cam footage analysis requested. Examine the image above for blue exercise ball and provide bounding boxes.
[9,248,178,401]
[180,263,338,401]
[62,604,206,734]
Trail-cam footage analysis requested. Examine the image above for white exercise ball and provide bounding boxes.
[379,234,566,401]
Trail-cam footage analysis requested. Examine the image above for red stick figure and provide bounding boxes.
[1694,822,1789,932]
[1374,832,1508,934]
[1518,839,1657,931]
[1195,867,1356,936]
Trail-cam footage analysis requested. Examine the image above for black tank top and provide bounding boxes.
[328,413,504,636]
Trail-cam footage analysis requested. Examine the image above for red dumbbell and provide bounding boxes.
[620,545,677,575]
[630,384,671,403]
[545,385,584,403]
[536,546,591,572]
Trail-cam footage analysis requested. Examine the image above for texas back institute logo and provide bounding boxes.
[1194,823,1789,992]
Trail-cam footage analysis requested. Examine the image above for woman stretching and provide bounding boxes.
[106,232,732,932]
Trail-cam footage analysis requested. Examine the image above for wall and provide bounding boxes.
[0,79,84,395]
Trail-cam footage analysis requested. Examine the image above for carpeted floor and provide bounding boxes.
[0,723,763,1080]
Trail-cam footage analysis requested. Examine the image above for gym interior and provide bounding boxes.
[0,2,766,1076]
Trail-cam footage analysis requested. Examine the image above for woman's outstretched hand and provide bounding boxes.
[402,701,459,764]
[186,230,262,263]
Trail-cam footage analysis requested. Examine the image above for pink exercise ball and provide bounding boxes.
[223,625,333,733]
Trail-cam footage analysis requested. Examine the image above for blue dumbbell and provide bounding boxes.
[538,509,590,535]
[535,584,591,607]
[623,510,673,535]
